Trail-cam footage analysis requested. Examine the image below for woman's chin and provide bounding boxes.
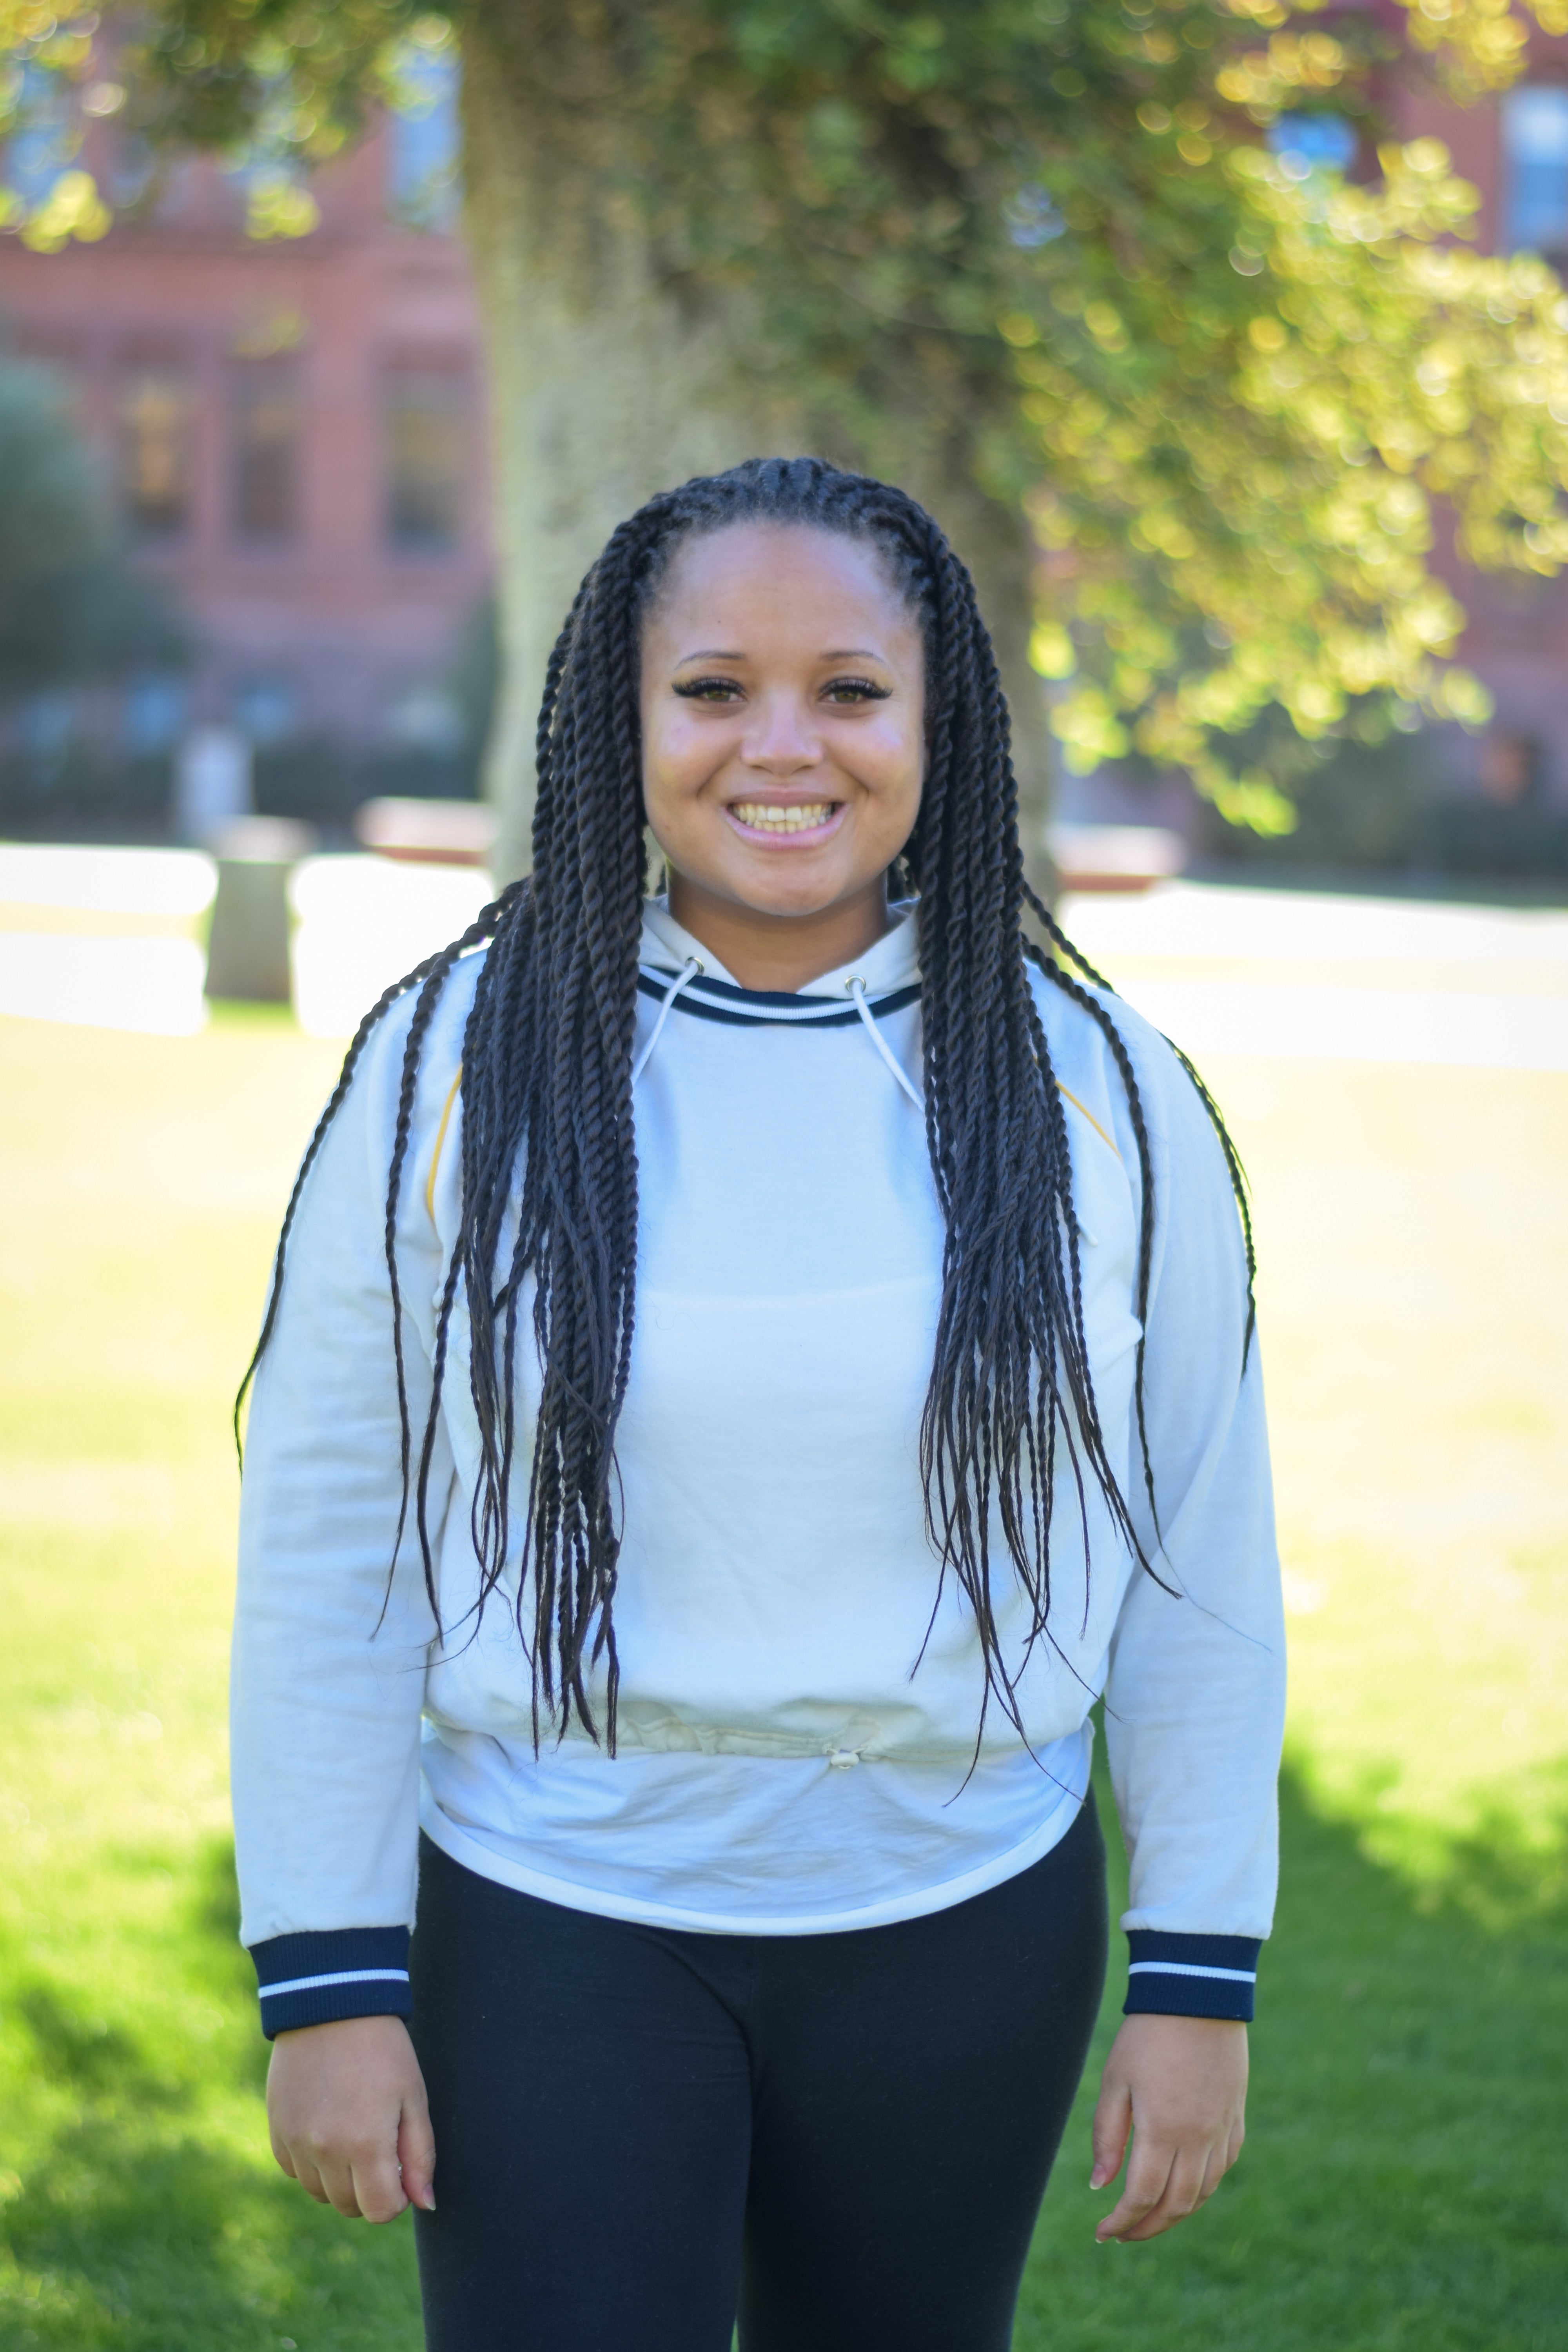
[715,858,868,922]
[664,840,866,923]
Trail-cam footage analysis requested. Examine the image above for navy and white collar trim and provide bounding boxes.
[636,898,921,1029]
[635,965,920,1029]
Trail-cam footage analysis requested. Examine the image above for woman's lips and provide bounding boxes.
[724,799,845,846]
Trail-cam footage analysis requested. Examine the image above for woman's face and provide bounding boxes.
[639,521,925,927]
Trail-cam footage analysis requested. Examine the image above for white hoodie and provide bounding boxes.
[232,904,1285,2036]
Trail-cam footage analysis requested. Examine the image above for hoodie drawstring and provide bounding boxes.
[846,976,922,1111]
[635,955,921,1109]
[632,957,702,1087]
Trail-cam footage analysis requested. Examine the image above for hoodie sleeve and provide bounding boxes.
[230,994,457,2038]
[1099,1005,1287,2022]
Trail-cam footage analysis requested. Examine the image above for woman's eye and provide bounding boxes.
[672,677,743,702]
[823,677,891,705]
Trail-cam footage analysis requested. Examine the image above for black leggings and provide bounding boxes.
[408,1798,1107,2352]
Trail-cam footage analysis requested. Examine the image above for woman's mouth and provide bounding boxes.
[725,800,844,843]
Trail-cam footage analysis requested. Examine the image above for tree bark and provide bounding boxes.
[460,3,1054,888]
[902,463,1058,889]
[461,8,793,880]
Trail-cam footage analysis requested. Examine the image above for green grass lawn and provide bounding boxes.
[0,1007,1564,2349]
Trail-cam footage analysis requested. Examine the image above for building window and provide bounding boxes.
[230,359,301,543]
[121,672,189,756]
[1502,85,1568,261]
[1267,113,1358,181]
[3,62,74,210]
[387,45,462,229]
[107,129,158,211]
[120,368,191,539]
[383,364,468,552]
[11,337,85,425]
[234,677,298,744]
[1479,731,1542,808]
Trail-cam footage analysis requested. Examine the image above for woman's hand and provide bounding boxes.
[1089,2014,1247,2243]
[266,2014,436,2223]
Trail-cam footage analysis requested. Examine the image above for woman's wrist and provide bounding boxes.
[249,1926,412,2040]
[1123,1931,1261,2022]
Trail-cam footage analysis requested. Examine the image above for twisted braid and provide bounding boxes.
[241,456,1256,1749]
[1025,877,1258,1377]
[885,502,1147,1735]
[233,883,524,1467]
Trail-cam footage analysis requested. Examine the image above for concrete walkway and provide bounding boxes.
[1058,882,1568,1072]
[2,844,1564,1066]
[0,844,490,1038]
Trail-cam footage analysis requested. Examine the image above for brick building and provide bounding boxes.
[0,33,1565,839]
[0,64,490,788]
[1392,31,1568,815]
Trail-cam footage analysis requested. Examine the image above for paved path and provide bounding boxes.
[2,845,1564,1064]
[1059,882,1568,1071]
[0,844,490,1037]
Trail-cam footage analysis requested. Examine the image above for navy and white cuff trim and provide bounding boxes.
[1123,1932,1260,2022]
[250,1927,412,2040]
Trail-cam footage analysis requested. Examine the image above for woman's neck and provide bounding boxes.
[664,871,896,994]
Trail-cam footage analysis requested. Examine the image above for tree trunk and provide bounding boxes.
[460,4,1054,889]
[461,9,793,880]
[904,467,1058,892]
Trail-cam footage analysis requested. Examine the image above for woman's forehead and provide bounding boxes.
[646,520,916,633]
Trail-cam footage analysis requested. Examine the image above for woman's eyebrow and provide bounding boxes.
[671,645,892,665]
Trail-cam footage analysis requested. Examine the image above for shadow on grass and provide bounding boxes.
[185,1831,276,2030]
[1019,1759,1568,2352]
[11,1990,155,2107]
[11,1837,256,2119]
[0,2103,422,2352]
[0,1836,421,2352]
[4,1777,1565,2351]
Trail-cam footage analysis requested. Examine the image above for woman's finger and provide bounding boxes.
[315,2149,371,2220]
[1096,2136,1175,2241]
[348,2143,412,2226]
[1209,2119,1246,2205]
[1115,2146,1212,2242]
[1089,2073,1132,2192]
[290,2156,333,2209]
[1196,2133,1233,2206]
[399,2083,438,2214]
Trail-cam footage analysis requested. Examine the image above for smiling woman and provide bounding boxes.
[228,457,1284,2352]
[639,524,925,980]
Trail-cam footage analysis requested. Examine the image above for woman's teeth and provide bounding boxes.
[730,802,835,833]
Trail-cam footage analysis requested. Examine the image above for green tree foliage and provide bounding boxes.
[0,354,186,697]
[575,0,1568,822]
[14,0,1568,826]
[0,5,110,248]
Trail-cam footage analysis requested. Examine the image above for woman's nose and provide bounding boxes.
[742,695,821,772]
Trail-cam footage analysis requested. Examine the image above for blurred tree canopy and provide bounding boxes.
[0,350,185,699]
[7,0,1568,848]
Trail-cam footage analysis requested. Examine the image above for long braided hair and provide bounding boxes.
[238,457,1254,1750]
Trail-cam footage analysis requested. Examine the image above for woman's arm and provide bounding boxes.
[232,989,456,2038]
[1093,1010,1287,2236]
